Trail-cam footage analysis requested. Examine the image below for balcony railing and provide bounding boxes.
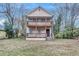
[27,21,52,26]
[27,33,46,38]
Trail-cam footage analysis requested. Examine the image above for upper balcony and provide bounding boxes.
[27,17,52,26]
[27,21,52,26]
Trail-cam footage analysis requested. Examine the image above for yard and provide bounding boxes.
[0,38,79,56]
[0,31,79,56]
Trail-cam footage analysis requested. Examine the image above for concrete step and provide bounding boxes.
[46,37,52,40]
[26,38,46,40]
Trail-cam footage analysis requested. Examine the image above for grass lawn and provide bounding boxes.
[0,38,79,56]
[0,31,79,56]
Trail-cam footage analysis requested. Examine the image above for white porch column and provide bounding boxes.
[35,17,38,33]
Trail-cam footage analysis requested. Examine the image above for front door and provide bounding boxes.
[46,29,50,37]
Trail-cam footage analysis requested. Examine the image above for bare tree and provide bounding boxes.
[64,4,79,37]
[0,3,18,38]
[18,4,28,38]
[51,4,65,34]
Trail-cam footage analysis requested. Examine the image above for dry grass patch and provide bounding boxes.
[0,39,79,55]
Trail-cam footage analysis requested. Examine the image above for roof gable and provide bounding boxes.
[27,7,52,17]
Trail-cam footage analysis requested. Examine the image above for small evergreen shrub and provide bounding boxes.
[55,28,79,39]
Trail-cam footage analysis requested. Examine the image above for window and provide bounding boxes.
[37,18,40,22]
[28,18,37,22]
[37,18,45,22]
[39,8,40,11]
[47,18,51,21]
[28,18,33,22]
[41,18,45,22]
[29,28,32,33]
[37,27,44,33]
[33,18,36,22]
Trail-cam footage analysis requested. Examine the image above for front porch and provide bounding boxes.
[26,26,51,38]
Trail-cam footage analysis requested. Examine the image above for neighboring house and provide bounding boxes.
[26,6,54,40]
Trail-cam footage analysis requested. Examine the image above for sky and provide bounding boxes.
[0,3,57,29]
[0,3,79,30]
[0,3,57,19]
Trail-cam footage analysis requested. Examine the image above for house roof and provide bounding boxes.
[26,6,53,17]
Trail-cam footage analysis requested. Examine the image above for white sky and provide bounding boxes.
[0,19,5,25]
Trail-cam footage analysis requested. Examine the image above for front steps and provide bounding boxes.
[26,38,46,40]
[46,37,52,40]
[26,37,52,40]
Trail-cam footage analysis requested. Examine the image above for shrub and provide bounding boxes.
[55,32,63,39]
[4,21,14,38]
[73,29,79,37]
[55,28,79,39]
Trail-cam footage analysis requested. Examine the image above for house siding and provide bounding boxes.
[26,7,53,40]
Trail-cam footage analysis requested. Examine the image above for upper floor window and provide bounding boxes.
[41,18,45,22]
[33,18,36,22]
[28,18,32,21]
[28,18,36,22]
[46,18,51,21]
[37,18,45,22]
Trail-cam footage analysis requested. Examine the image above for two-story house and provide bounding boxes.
[26,6,54,40]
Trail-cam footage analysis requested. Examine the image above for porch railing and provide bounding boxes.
[27,21,51,26]
[27,33,46,38]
